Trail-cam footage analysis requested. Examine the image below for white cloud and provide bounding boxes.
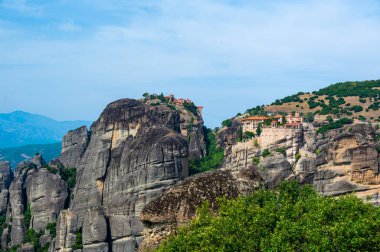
[57,21,81,32]
[1,0,42,15]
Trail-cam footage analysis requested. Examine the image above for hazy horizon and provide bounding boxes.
[1,0,380,127]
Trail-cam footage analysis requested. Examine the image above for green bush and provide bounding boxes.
[23,229,42,248]
[46,222,56,238]
[254,139,259,147]
[349,105,363,113]
[158,181,380,252]
[295,152,302,162]
[221,119,232,128]
[59,167,76,190]
[252,157,260,165]
[24,204,31,229]
[358,115,367,121]
[262,149,271,158]
[244,131,255,140]
[275,147,286,156]
[73,230,83,250]
[183,101,198,116]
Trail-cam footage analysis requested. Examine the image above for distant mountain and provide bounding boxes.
[0,142,61,168]
[0,111,92,148]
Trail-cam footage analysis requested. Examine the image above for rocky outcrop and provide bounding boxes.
[0,154,69,249]
[31,153,46,168]
[59,125,90,169]
[0,190,9,215]
[0,161,13,191]
[61,99,191,250]
[0,161,13,215]
[54,210,78,251]
[294,157,317,184]
[216,119,241,149]
[141,170,239,225]
[9,167,29,246]
[188,130,205,159]
[139,169,251,250]
[25,169,68,231]
[82,207,108,250]
[312,123,380,198]
[259,154,293,188]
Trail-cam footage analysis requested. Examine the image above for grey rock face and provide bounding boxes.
[9,168,29,246]
[25,169,68,231]
[55,210,78,251]
[14,161,36,177]
[39,233,52,248]
[83,242,109,252]
[0,190,9,215]
[260,154,292,189]
[59,125,90,169]
[1,228,9,250]
[53,98,190,250]
[188,130,205,159]
[294,157,317,184]
[31,153,46,168]
[82,207,108,246]
[312,124,379,197]
[17,243,34,252]
[0,161,13,192]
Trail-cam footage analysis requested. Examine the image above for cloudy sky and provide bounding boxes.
[1,0,380,127]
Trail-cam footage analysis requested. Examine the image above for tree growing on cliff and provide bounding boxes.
[158,181,380,252]
[256,123,262,136]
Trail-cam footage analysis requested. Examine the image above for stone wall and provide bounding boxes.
[259,127,301,148]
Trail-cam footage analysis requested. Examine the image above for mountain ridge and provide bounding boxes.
[0,110,92,148]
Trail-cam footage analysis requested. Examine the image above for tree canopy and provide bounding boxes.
[157,181,380,252]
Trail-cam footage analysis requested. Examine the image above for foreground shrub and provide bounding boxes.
[157,181,380,251]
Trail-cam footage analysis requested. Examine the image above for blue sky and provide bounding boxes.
[1,0,380,127]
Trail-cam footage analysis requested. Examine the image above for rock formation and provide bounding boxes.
[0,155,69,250]
[47,98,204,251]
[59,125,90,169]
[25,169,68,231]
[2,96,380,251]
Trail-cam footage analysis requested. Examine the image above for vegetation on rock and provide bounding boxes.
[157,181,380,252]
[59,167,76,190]
[73,229,83,250]
[317,118,353,134]
[189,128,224,175]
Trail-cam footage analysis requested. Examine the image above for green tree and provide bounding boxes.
[305,112,315,122]
[256,123,262,136]
[221,119,232,128]
[158,181,380,252]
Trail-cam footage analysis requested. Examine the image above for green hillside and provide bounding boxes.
[259,79,380,121]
